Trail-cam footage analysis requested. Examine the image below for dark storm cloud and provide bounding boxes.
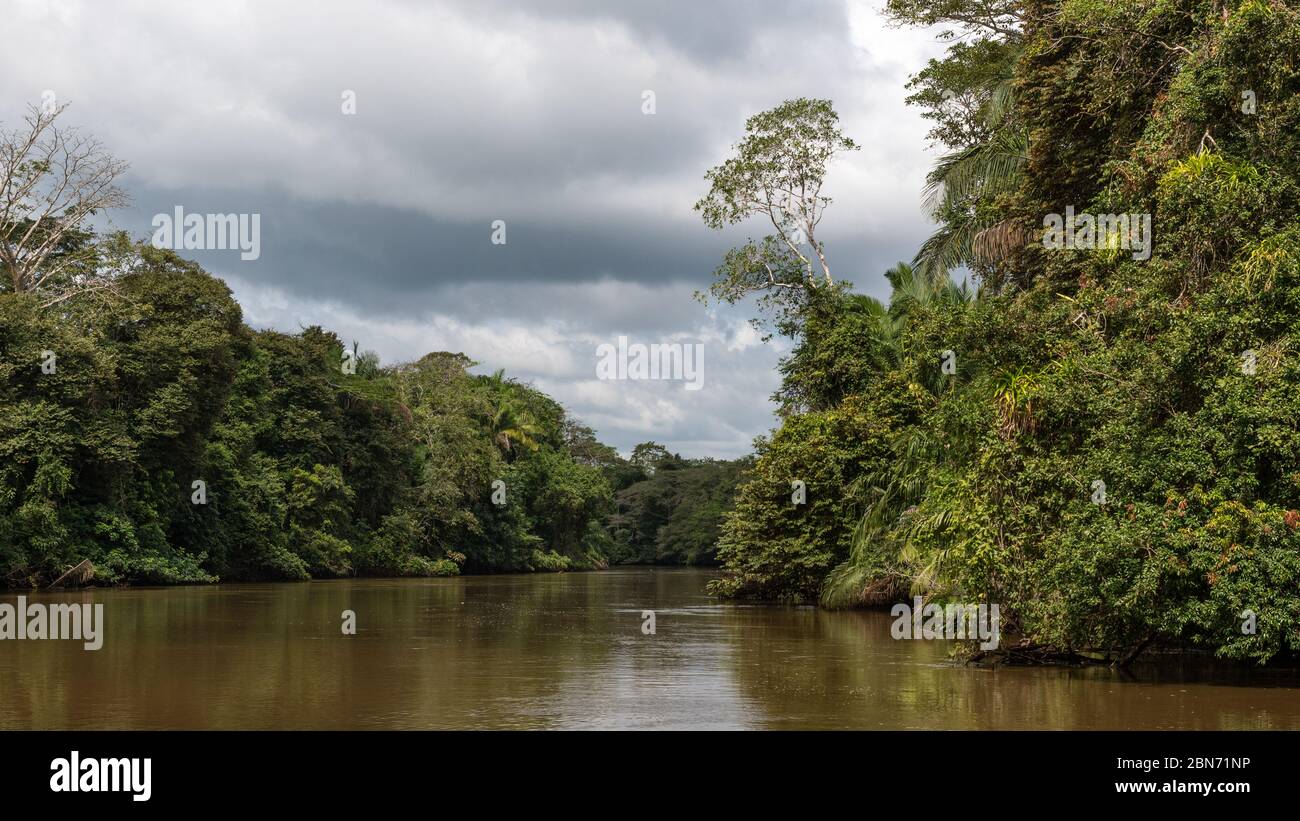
[453,0,850,64]
[117,181,921,319]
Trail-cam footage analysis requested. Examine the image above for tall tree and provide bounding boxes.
[695,98,858,326]
[0,103,129,304]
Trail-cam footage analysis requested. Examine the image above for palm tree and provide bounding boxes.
[478,369,542,457]
[884,260,973,316]
[490,397,541,457]
[819,262,979,609]
[913,48,1029,280]
[821,427,947,608]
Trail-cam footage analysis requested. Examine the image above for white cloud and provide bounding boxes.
[226,274,783,457]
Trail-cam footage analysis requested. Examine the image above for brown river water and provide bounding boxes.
[2,567,1298,729]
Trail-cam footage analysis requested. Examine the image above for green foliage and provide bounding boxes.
[891,0,1027,279]
[605,452,749,565]
[710,0,1300,665]
[0,238,623,585]
[775,291,898,415]
[709,394,895,602]
[528,549,573,573]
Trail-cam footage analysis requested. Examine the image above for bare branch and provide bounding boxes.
[0,102,130,301]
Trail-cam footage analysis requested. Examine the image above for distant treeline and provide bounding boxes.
[604,443,749,565]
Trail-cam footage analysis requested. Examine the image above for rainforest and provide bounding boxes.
[4,0,1300,673]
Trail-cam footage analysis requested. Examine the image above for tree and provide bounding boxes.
[889,2,1029,280]
[0,103,130,305]
[563,417,642,490]
[884,0,1023,40]
[774,291,896,415]
[490,399,541,457]
[708,396,895,602]
[629,442,671,476]
[605,457,748,565]
[912,55,1027,279]
[695,98,858,307]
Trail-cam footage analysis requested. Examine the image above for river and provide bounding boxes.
[2,567,1298,729]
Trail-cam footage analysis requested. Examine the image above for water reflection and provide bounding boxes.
[0,568,1296,729]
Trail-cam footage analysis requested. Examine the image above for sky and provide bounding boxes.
[1,0,950,458]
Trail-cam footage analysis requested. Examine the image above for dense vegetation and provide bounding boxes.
[703,0,1300,665]
[0,219,741,584]
[604,443,748,565]
[5,0,1298,671]
[0,232,644,583]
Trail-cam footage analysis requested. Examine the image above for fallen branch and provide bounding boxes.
[48,558,95,589]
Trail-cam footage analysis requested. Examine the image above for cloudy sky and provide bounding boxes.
[2,0,949,458]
